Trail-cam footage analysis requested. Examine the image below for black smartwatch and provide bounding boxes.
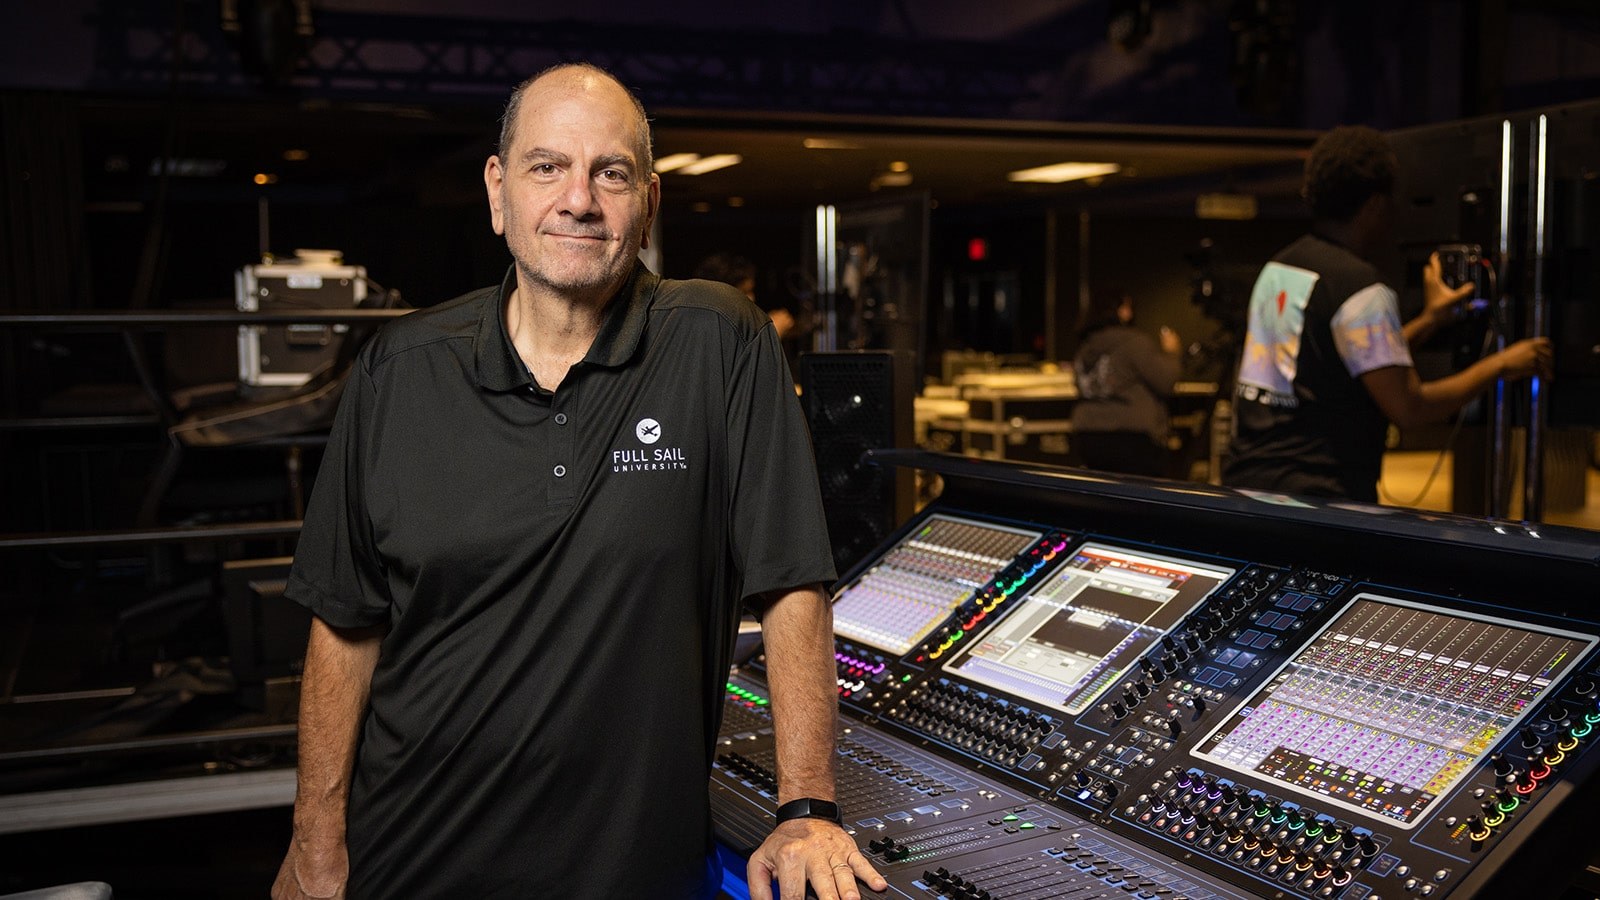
[775,797,843,825]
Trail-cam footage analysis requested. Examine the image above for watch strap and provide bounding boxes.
[775,797,842,825]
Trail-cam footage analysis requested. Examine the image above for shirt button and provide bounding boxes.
[553,464,566,477]
[554,413,568,425]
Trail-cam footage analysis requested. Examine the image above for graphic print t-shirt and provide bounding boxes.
[1226,234,1411,501]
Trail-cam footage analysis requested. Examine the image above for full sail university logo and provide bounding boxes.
[613,416,689,473]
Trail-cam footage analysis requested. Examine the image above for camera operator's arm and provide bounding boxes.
[1359,339,1552,430]
[1403,253,1475,349]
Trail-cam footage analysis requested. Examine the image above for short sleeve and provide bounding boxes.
[284,353,392,628]
[724,324,837,609]
[1330,283,1413,377]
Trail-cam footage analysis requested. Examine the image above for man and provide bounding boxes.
[272,63,887,900]
[1224,125,1552,502]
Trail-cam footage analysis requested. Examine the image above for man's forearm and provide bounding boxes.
[1403,308,1449,350]
[293,617,383,840]
[759,585,839,802]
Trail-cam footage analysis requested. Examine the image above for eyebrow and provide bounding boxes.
[519,147,570,167]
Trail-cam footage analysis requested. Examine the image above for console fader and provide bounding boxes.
[713,451,1600,899]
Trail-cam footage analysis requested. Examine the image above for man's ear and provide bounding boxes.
[639,173,661,249]
[484,155,507,236]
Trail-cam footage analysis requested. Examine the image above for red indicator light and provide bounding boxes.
[967,237,988,261]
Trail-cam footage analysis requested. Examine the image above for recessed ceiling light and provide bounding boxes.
[691,201,712,213]
[1007,162,1122,184]
[283,148,310,162]
[678,154,743,175]
[803,138,866,150]
[888,160,910,173]
[655,153,701,173]
[252,173,278,185]
[727,196,745,207]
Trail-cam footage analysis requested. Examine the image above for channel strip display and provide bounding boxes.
[1194,594,1596,828]
[831,515,1041,656]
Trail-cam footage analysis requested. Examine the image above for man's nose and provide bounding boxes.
[558,169,600,218]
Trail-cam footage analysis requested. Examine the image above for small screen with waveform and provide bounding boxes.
[1193,594,1597,829]
[942,544,1235,716]
[831,515,1043,656]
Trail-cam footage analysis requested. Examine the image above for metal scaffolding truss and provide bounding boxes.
[90,1,1074,119]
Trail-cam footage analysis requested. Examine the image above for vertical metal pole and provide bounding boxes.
[1076,209,1092,340]
[1488,119,1513,519]
[258,196,271,262]
[1524,114,1550,521]
[814,204,837,352]
[1044,209,1059,363]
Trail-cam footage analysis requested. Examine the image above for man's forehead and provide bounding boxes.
[511,78,643,156]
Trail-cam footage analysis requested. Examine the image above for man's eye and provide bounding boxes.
[533,163,558,176]
[598,169,628,183]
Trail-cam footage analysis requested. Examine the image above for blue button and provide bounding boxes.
[1276,592,1301,608]
[1293,594,1316,611]
[1256,612,1280,629]
[1231,652,1257,668]
[1019,753,1043,770]
[1239,629,1265,645]
[1250,632,1275,649]
[1214,649,1239,666]
[1207,671,1235,687]
[1196,666,1221,683]
[1276,616,1297,630]
[1043,733,1065,749]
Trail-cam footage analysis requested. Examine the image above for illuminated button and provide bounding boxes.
[553,464,566,477]
[554,412,568,425]
[1558,736,1580,752]
[1496,797,1520,814]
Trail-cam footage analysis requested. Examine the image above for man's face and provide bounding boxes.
[484,71,660,300]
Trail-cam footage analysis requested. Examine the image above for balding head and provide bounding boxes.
[497,63,653,177]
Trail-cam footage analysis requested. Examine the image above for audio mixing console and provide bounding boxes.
[712,452,1600,900]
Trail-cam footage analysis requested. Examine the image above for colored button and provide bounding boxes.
[1250,633,1275,648]
[1293,595,1316,610]
[1239,630,1265,645]
[1276,592,1301,609]
[1196,667,1222,684]
[1214,649,1240,666]
[554,412,568,425]
[1256,613,1280,629]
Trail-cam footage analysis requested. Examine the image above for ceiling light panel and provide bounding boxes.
[1007,161,1123,183]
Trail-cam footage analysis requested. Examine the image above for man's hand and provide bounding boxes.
[1495,337,1554,381]
[1422,251,1477,322]
[271,833,348,900]
[746,817,888,900]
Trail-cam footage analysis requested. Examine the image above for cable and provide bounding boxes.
[1379,324,1498,509]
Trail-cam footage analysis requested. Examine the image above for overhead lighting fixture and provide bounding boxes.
[678,154,743,175]
[804,138,865,150]
[654,152,700,173]
[1007,161,1122,184]
[283,148,310,162]
[252,173,278,185]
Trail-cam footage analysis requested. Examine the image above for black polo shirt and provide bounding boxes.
[285,264,835,899]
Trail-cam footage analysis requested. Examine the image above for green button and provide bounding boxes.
[1019,822,1035,829]
[1003,814,1018,822]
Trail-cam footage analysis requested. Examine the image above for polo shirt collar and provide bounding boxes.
[475,262,660,392]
